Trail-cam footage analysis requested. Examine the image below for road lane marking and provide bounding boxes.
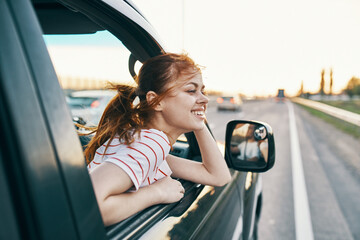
[232,215,243,240]
[287,102,314,240]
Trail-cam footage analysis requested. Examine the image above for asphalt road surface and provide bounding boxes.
[206,99,360,240]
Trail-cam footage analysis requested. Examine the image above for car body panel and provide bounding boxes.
[124,171,243,239]
[0,0,106,239]
[101,0,166,50]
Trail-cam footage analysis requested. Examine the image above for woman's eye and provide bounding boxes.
[187,89,196,93]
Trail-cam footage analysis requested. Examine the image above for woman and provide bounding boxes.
[86,53,231,226]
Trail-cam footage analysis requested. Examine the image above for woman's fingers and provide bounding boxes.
[151,177,185,203]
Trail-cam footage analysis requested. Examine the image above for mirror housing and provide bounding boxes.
[225,120,275,172]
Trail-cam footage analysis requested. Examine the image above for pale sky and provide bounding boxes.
[46,0,360,97]
[133,0,360,96]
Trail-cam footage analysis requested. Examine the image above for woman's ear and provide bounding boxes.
[146,91,163,111]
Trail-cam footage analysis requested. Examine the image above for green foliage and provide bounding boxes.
[345,76,360,97]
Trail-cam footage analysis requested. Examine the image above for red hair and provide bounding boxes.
[84,53,201,163]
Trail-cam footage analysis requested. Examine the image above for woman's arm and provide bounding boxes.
[167,124,231,187]
[90,162,184,226]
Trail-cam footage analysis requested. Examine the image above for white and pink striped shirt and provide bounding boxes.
[88,129,172,191]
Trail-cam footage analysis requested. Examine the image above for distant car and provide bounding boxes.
[67,90,116,126]
[276,89,285,102]
[217,95,243,111]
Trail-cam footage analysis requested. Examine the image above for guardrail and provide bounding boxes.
[291,97,360,127]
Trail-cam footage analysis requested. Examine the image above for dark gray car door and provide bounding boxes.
[0,0,106,239]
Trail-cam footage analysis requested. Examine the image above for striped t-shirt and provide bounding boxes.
[87,129,172,191]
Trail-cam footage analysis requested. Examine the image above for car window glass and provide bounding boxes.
[43,31,134,126]
[43,31,188,143]
[223,97,233,101]
[44,31,136,90]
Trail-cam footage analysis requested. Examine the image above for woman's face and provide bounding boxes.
[159,72,209,133]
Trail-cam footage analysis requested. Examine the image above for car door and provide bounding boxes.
[1,0,258,239]
[45,0,247,238]
[0,0,106,239]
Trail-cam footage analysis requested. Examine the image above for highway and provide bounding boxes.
[206,99,360,240]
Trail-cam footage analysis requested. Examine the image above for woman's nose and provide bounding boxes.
[198,92,209,104]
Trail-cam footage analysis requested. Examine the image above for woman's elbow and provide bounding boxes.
[98,200,125,226]
[213,172,232,187]
[101,212,113,227]
[97,200,111,226]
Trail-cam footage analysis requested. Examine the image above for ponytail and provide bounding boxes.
[84,84,141,164]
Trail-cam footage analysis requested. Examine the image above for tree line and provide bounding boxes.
[298,68,360,98]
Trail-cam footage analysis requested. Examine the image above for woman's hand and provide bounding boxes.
[149,176,185,204]
[168,125,231,187]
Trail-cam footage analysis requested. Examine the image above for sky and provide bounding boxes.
[46,0,360,97]
[132,0,360,96]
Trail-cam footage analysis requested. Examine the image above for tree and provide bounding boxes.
[297,80,304,97]
[329,68,333,95]
[319,69,325,96]
[345,76,360,98]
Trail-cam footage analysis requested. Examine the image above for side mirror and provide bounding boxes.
[225,120,275,172]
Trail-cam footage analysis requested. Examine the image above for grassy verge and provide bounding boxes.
[297,104,360,139]
[319,100,360,114]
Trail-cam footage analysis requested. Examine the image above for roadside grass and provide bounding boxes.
[297,104,360,139]
[319,100,360,114]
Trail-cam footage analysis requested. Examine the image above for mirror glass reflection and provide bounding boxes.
[230,123,268,166]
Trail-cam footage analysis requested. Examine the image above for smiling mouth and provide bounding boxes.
[191,110,205,116]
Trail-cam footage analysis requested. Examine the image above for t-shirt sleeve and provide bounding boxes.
[103,141,158,191]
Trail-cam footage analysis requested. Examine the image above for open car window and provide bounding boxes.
[42,29,206,236]
[44,31,138,127]
[43,30,198,154]
[44,30,138,86]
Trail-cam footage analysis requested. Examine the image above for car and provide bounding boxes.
[217,95,243,111]
[275,89,285,103]
[0,0,275,239]
[67,90,117,126]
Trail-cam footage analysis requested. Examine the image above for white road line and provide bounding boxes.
[287,101,314,240]
[231,215,243,240]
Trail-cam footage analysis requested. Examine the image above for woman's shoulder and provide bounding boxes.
[94,137,124,156]
[96,129,171,156]
[139,129,171,147]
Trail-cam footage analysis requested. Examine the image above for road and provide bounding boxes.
[206,99,360,240]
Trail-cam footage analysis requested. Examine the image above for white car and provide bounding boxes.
[67,90,117,126]
[217,95,243,111]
